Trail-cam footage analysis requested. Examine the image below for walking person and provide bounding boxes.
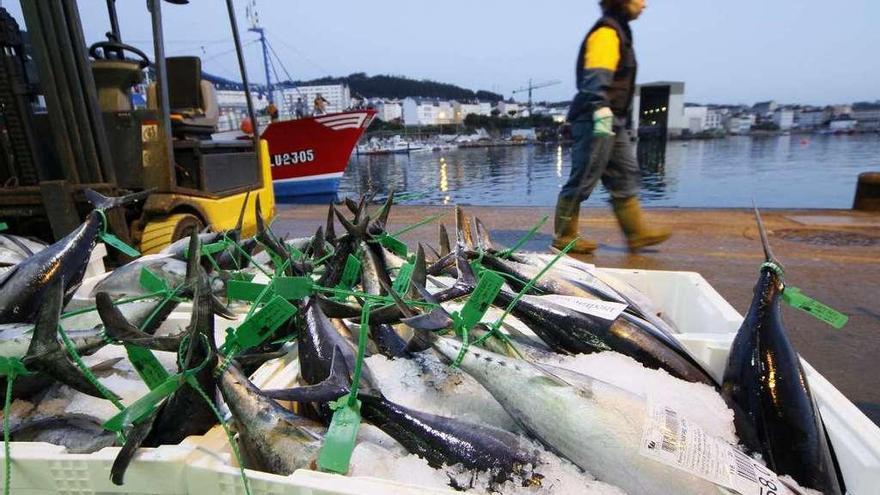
[294,97,306,118]
[552,0,670,254]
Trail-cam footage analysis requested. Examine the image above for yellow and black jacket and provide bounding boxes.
[567,13,637,126]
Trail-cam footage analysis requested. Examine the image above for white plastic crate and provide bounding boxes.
[1,262,877,494]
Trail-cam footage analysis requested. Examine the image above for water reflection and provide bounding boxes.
[338,134,879,208]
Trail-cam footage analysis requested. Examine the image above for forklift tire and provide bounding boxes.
[140,213,205,255]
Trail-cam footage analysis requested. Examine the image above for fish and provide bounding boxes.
[265,346,541,483]
[0,233,47,267]
[90,253,188,299]
[18,277,120,400]
[721,208,843,495]
[218,360,325,475]
[9,414,118,454]
[0,189,150,323]
[406,326,773,495]
[95,292,185,352]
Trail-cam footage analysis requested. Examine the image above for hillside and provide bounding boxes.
[278,73,504,102]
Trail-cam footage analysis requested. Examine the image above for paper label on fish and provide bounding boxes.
[640,401,785,495]
[550,296,627,321]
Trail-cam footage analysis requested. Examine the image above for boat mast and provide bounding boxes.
[246,0,273,103]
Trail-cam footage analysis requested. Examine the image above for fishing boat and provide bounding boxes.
[263,110,375,201]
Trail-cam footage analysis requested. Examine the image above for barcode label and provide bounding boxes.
[640,400,786,495]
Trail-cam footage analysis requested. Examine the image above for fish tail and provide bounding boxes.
[85,188,152,211]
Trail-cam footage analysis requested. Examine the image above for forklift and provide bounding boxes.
[0,0,275,255]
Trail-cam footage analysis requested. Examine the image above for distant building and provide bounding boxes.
[496,101,525,118]
[706,109,723,130]
[852,102,880,130]
[752,100,778,115]
[284,84,350,114]
[453,101,492,123]
[772,108,795,130]
[633,81,686,138]
[684,106,708,133]
[829,119,857,132]
[216,89,270,131]
[402,97,455,126]
[797,109,830,128]
[830,104,853,117]
[724,115,754,134]
[375,100,402,122]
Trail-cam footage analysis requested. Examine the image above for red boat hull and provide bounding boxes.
[261,110,375,200]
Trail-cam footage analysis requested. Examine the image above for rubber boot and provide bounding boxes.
[611,196,671,251]
[551,198,598,254]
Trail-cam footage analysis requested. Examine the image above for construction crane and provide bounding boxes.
[512,79,561,111]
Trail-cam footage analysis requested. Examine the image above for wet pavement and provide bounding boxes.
[274,204,880,426]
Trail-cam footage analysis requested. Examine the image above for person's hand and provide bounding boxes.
[593,107,615,137]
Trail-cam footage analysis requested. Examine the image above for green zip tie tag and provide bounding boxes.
[228,280,273,302]
[782,287,848,329]
[103,376,183,432]
[221,296,297,355]
[318,396,362,474]
[338,255,362,290]
[139,267,169,294]
[99,232,141,257]
[125,344,170,389]
[0,356,30,378]
[184,240,230,258]
[0,222,7,232]
[392,263,414,294]
[376,233,408,257]
[458,271,504,330]
[230,271,256,282]
[288,246,304,261]
[274,277,314,301]
[318,303,370,474]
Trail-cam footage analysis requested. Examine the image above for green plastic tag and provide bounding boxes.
[221,296,297,355]
[392,263,414,295]
[103,376,183,432]
[274,276,314,301]
[458,271,504,330]
[139,267,168,294]
[100,232,141,257]
[0,356,30,378]
[0,222,7,232]
[227,280,273,302]
[376,233,408,257]
[288,246,304,261]
[184,240,230,259]
[338,255,362,289]
[229,271,256,282]
[317,397,362,474]
[125,344,170,389]
[782,287,848,329]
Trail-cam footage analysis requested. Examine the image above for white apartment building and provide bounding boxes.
[496,101,525,118]
[453,101,492,123]
[375,100,403,122]
[798,109,829,128]
[772,109,795,130]
[706,109,723,130]
[725,116,754,134]
[402,98,457,126]
[683,106,708,133]
[282,84,351,115]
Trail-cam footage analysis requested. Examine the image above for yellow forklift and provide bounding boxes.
[0,0,275,255]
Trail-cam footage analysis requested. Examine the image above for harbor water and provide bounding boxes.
[339,134,880,208]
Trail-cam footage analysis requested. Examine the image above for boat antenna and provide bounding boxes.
[247,0,273,103]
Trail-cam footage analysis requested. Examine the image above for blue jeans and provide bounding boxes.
[558,120,640,204]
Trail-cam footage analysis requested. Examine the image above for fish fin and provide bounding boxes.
[333,206,367,240]
[454,252,477,289]
[309,226,326,259]
[26,279,119,400]
[454,206,475,250]
[233,190,251,236]
[97,292,145,342]
[344,197,360,217]
[474,217,494,252]
[89,357,125,373]
[263,347,351,402]
[316,295,362,318]
[211,294,236,320]
[423,243,441,265]
[377,276,415,319]
[111,408,159,485]
[752,202,780,267]
[372,189,395,231]
[438,224,451,256]
[184,232,201,288]
[85,188,152,211]
[324,204,337,244]
[409,244,427,299]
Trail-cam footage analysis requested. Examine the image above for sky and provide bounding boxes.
[3,0,879,105]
